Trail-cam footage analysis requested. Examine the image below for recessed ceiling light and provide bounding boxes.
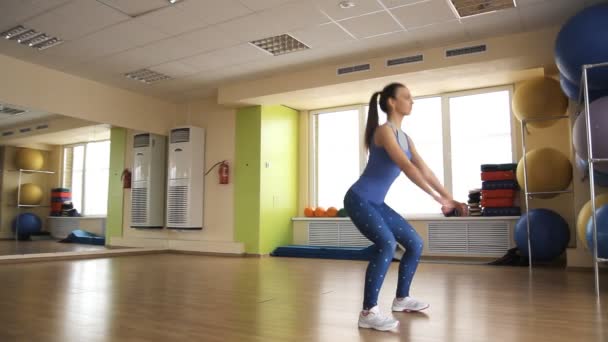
[34,37,63,50]
[15,30,42,44]
[168,0,181,4]
[1,25,63,50]
[339,0,356,9]
[250,34,310,56]
[124,68,172,84]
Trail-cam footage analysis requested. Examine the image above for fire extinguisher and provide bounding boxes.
[219,161,229,184]
[121,168,132,189]
[205,160,229,184]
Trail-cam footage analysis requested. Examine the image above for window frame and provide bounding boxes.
[309,85,516,214]
[62,139,110,217]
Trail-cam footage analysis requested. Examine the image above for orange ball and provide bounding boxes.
[304,207,315,217]
[314,207,326,217]
[326,207,338,217]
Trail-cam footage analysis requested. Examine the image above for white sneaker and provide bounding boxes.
[392,297,429,312]
[358,306,399,331]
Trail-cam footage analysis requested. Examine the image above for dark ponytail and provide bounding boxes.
[365,92,381,149]
[364,83,405,149]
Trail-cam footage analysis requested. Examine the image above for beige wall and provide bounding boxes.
[111,98,243,254]
[218,27,559,108]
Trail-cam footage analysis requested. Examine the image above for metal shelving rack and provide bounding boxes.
[579,62,608,297]
[519,115,577,270]
[14,168,54,241]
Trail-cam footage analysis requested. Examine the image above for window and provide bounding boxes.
[62,140,111,216]
[448,90,513,201]
[311,86,514,216]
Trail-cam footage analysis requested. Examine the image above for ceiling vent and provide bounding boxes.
[449,0,515,18]
[124,69,172,84]
[337,63,371,76]
[445,44,487,58]
[386,54,423,67]
[250,34,309,56]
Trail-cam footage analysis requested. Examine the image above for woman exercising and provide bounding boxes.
[344,83,466,331]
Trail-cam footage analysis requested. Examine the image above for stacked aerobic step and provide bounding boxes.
[467,189,482,216]
[480,163,521,217]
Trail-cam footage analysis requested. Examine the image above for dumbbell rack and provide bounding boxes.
[579,62,608,297]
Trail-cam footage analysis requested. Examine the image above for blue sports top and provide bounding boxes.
[349,122,412,204]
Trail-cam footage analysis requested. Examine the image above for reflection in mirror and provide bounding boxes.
[0,101,117,256]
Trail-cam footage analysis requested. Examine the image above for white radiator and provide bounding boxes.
[308,221,372,247]
[427,221,512,256]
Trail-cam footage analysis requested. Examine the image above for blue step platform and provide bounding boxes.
[271,245,377,261]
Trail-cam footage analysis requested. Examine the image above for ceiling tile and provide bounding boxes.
[339,11,403,39]
[408,20,468,48]
[519,0,585,31]
[150,61,199,78]
[380,0,431,9]
[215,12,282,42]
[290,23,355,48]
[42,20,169,64]
[238,0,294,11]
[180,43,270,71]
[0,0,71,31]
[176,0,252,25]
[314,0,384,21]
[515,0,547,6]
[390,0,456,29]
[24,0,129,41]
[134,6,209,36]
[79,49,154,75]
[461,8,522,40]
[258,1,328,32]
[113,25,242,68]
[96,0,168,16]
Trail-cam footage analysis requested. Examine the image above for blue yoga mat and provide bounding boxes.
[59,229,105,246]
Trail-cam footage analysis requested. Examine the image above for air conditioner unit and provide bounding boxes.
[131,133,166,228]
[166,126,204,229]
[131,133,167,228]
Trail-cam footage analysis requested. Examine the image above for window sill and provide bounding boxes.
[292,215,520,222]
[48,216,107,219]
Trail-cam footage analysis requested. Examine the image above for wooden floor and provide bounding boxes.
[0,240,108,256]
[0,254,606,342]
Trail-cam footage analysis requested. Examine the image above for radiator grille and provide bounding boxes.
[131,187,148,224]
[308,221,372,247]
[167,186,188,225]
[428,221,510,255]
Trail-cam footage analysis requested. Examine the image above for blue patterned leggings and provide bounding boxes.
[344,189,424,310]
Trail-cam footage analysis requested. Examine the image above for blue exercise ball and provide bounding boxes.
[575,154,608,187]
[559,74,608,103]
[12,213,42,240]
[585,205,608,258]
[515,209,570,262]
[555,4,608,90]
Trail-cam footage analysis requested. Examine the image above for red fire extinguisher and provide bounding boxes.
[219,161,229,184]
[121,168,132,189]
[205,160,229,184]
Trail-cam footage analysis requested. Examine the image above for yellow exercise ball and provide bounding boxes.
[576,193,608,249]
[512,77,568,128]
[20,183,43,205]
[15,148,44,171]
[516,148,572,198]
